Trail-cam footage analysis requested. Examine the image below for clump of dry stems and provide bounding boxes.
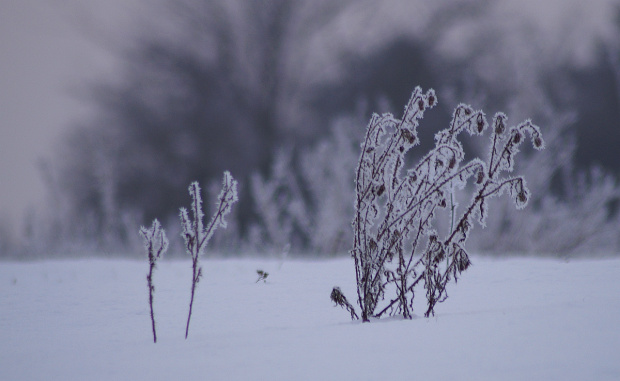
[334,87,544,321]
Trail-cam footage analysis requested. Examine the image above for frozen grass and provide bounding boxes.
[1,256,619,380]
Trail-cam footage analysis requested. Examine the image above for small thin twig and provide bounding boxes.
[140,219,168,343]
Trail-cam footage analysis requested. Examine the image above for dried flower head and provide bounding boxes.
[456,252,471,272]
[428,94,436,107]
[401,129,416,144]
[449,157,456,169]
[256,269,269,283]
[377,184,386,196]
[495,117,505,135]
[331,287,359,320]
[476,114,485,133]
[534,136,543,149]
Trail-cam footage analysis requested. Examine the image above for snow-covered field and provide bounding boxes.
[1,256,619,380]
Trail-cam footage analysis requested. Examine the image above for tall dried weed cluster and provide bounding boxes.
[333,87,544,321]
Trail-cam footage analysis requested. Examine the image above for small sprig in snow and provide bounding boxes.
[255,269,269,283]
[181,171,238,339]
[140,219,169,343]
[331,287,359,320]
[338,87,544,322]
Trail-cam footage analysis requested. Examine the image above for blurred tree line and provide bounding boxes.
[17,0,620,257]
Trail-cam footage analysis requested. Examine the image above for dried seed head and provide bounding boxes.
[534,136,543,149]
[476,171,485,184]
[399,146,404,153]
[476,114,485,133]
[409,172,417,183]
[513,131,522,144]
[331,287,344,304]
[464,107,472,116]
[449,157,456,169]
[457,254,471,272]
[517,190,527,204]
[439,199,447,208]
[495,118,505,135]
[377,184,386,196]
[428,94,436,107]
[401,129,416,144]
[435,247,446,263]
[418,99,425,111]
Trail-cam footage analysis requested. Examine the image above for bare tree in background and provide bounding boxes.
[30,0,620,258]
[433,2,620,256]
[42,0,352,252]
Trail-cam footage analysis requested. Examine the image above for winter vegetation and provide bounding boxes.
[178,173,238,338]
[3,3,620,379]
[140,219,169,343]
[0,0,616,260]
[255,269,269,283]
[331,87,543,321]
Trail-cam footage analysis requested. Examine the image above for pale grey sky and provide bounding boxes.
[0,0,141,234]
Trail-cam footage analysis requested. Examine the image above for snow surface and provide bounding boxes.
[1,256,619,380]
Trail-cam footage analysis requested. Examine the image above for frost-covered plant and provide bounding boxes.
[331,286,359,320]
[300,115,360,254]
[181,172,238,339]
[468,104,620,256]
[477,165,620,255]
[247,115,360,255]
[140,219,169,343]
[205,177,242,252]
[249,148,311,253]
[336,87,544,322]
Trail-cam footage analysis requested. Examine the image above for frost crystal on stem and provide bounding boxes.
[182,171,238,339]
[334,87,544,321]
[140,219,168,343]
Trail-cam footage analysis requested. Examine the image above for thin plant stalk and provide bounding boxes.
[140,219,168,343]
[181,172,238,339]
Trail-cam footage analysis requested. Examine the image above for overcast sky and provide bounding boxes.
[0,0,143,232]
